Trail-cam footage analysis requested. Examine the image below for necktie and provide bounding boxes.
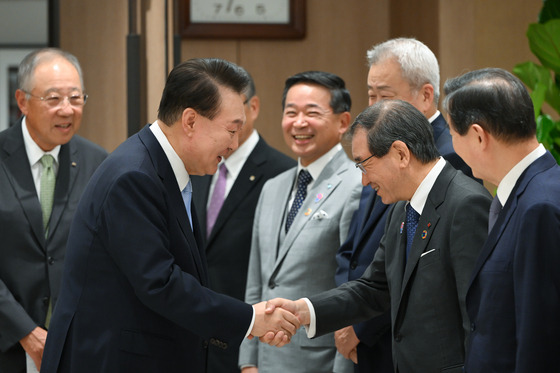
[488,195,502,232]
[405,204,420,259]
[206,163,228,237]
[40,155,56,237]
[285,169,312,232]
[182,180,193,229]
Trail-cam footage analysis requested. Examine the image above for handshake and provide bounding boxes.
[249,298,311,347]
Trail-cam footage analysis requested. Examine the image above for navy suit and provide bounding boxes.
[191,136,294,373]
[41,125,253,373]
[334,113,472,372]
[465,151,560,372]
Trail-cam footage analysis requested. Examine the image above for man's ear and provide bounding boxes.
[470,124,489,149]
[417,83,435,114]
[338,111,352,135]
[248,96,260,120]
[182,108,197,136]
[15,89,29,116]
[392,140,411,167]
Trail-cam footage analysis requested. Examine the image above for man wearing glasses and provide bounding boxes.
[266,99,491,373]
[0,48,107,373]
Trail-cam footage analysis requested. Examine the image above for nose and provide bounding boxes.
[294,112,307,127]
[56,97,75,115]
[361,173,369,186]
[229,132,239,152]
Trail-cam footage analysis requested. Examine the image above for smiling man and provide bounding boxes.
[266,99,491,373]
[40,58,300,373]
[0,48,107,373]
[239,71,361,372]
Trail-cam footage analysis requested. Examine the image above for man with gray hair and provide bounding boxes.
[0,48,107,373]
[334,37,474,372]
[268,99,491,373]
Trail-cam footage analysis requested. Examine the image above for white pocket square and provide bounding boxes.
[421,248,436,257]
[311,210,329,220]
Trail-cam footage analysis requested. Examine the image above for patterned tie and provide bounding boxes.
[405,204,420,259]
[488,195,502,232]
[285,169,313,232]
[182,180,193,229]
[40,155,56,237]
[206,163,228,237]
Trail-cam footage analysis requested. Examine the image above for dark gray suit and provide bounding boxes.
[0,120,107,373]
[310,163,491,373]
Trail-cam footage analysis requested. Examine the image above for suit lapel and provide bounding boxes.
[275,150,345,268]
[1,123,44,247]
[468,152,557,285]
[207,141,267,244]
[48,141,76,240]
[138,126,208,283]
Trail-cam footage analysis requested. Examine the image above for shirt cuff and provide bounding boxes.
[302,297,317,338]
[245,306,256,339]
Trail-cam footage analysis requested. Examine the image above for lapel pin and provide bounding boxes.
[314,193,323,203]
[421,230,428,239]
[427,222,431,227]
[327,184,332,189]
[400,221,404,234]
[304,208,312,216]
[71,162,77,167]
[249,175,255,181]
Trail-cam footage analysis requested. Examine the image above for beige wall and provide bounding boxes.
[60,0,544,155]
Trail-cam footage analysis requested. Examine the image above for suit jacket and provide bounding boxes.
[311,163,491,373]
[0,120,107,373]
[40,125,253,373]
[465,151,560,373]
[239,148,362,372]
[333,113,470,373]
[191,136,295,373]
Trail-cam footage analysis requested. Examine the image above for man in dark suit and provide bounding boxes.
[265,99,491,373]
[0,48,107,373]
[334,37,474,373]
[40,58,299,373]
[191,69,295,372]
[443,68,560,372]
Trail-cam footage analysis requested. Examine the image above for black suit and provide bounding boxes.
[0,119,107,373]
[313,163,491,373]
[191,135,295,372]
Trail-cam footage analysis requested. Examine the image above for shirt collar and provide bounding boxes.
[496,143,546,205]
[427,110,441,124]
[408,157,446,214]
[150,120,190,191]
[22,117,60,167]
[222,129,259,180]
[297,143,342,181]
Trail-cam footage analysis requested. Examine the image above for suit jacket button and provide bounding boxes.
[203,340,208,348]
[350,261,358,270]
[42,297,49,306]
[395,333,402,342]
[268,281,276,289]
[48,257,55,265]
[470,322,476,332]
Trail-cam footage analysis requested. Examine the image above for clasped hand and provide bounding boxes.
[250,298,310,347]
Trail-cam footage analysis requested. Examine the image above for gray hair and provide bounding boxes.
[366,38,440,105]
[18,48,85,92]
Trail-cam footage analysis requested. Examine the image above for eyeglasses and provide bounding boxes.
[24,90,88,108]
[355,154,375,174]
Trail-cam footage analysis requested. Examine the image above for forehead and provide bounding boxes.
[367,58,407,88]
[351,129,370,159]
[32,57,81,90]
[285,83,332,109]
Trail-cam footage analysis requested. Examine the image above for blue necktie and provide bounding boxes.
[405,204,420,259]
[488,196,502,232]
[182,180,193,229]
[285,169,312,232]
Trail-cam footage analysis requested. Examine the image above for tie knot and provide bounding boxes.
[219,162,228,175]
[297,169,312,187]
[40,154,54,168]
[183,180,192,194]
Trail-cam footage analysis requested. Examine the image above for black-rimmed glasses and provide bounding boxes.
[355,154,375,174]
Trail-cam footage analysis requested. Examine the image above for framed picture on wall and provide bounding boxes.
[0,48,37,131]
[179,0,306,39]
